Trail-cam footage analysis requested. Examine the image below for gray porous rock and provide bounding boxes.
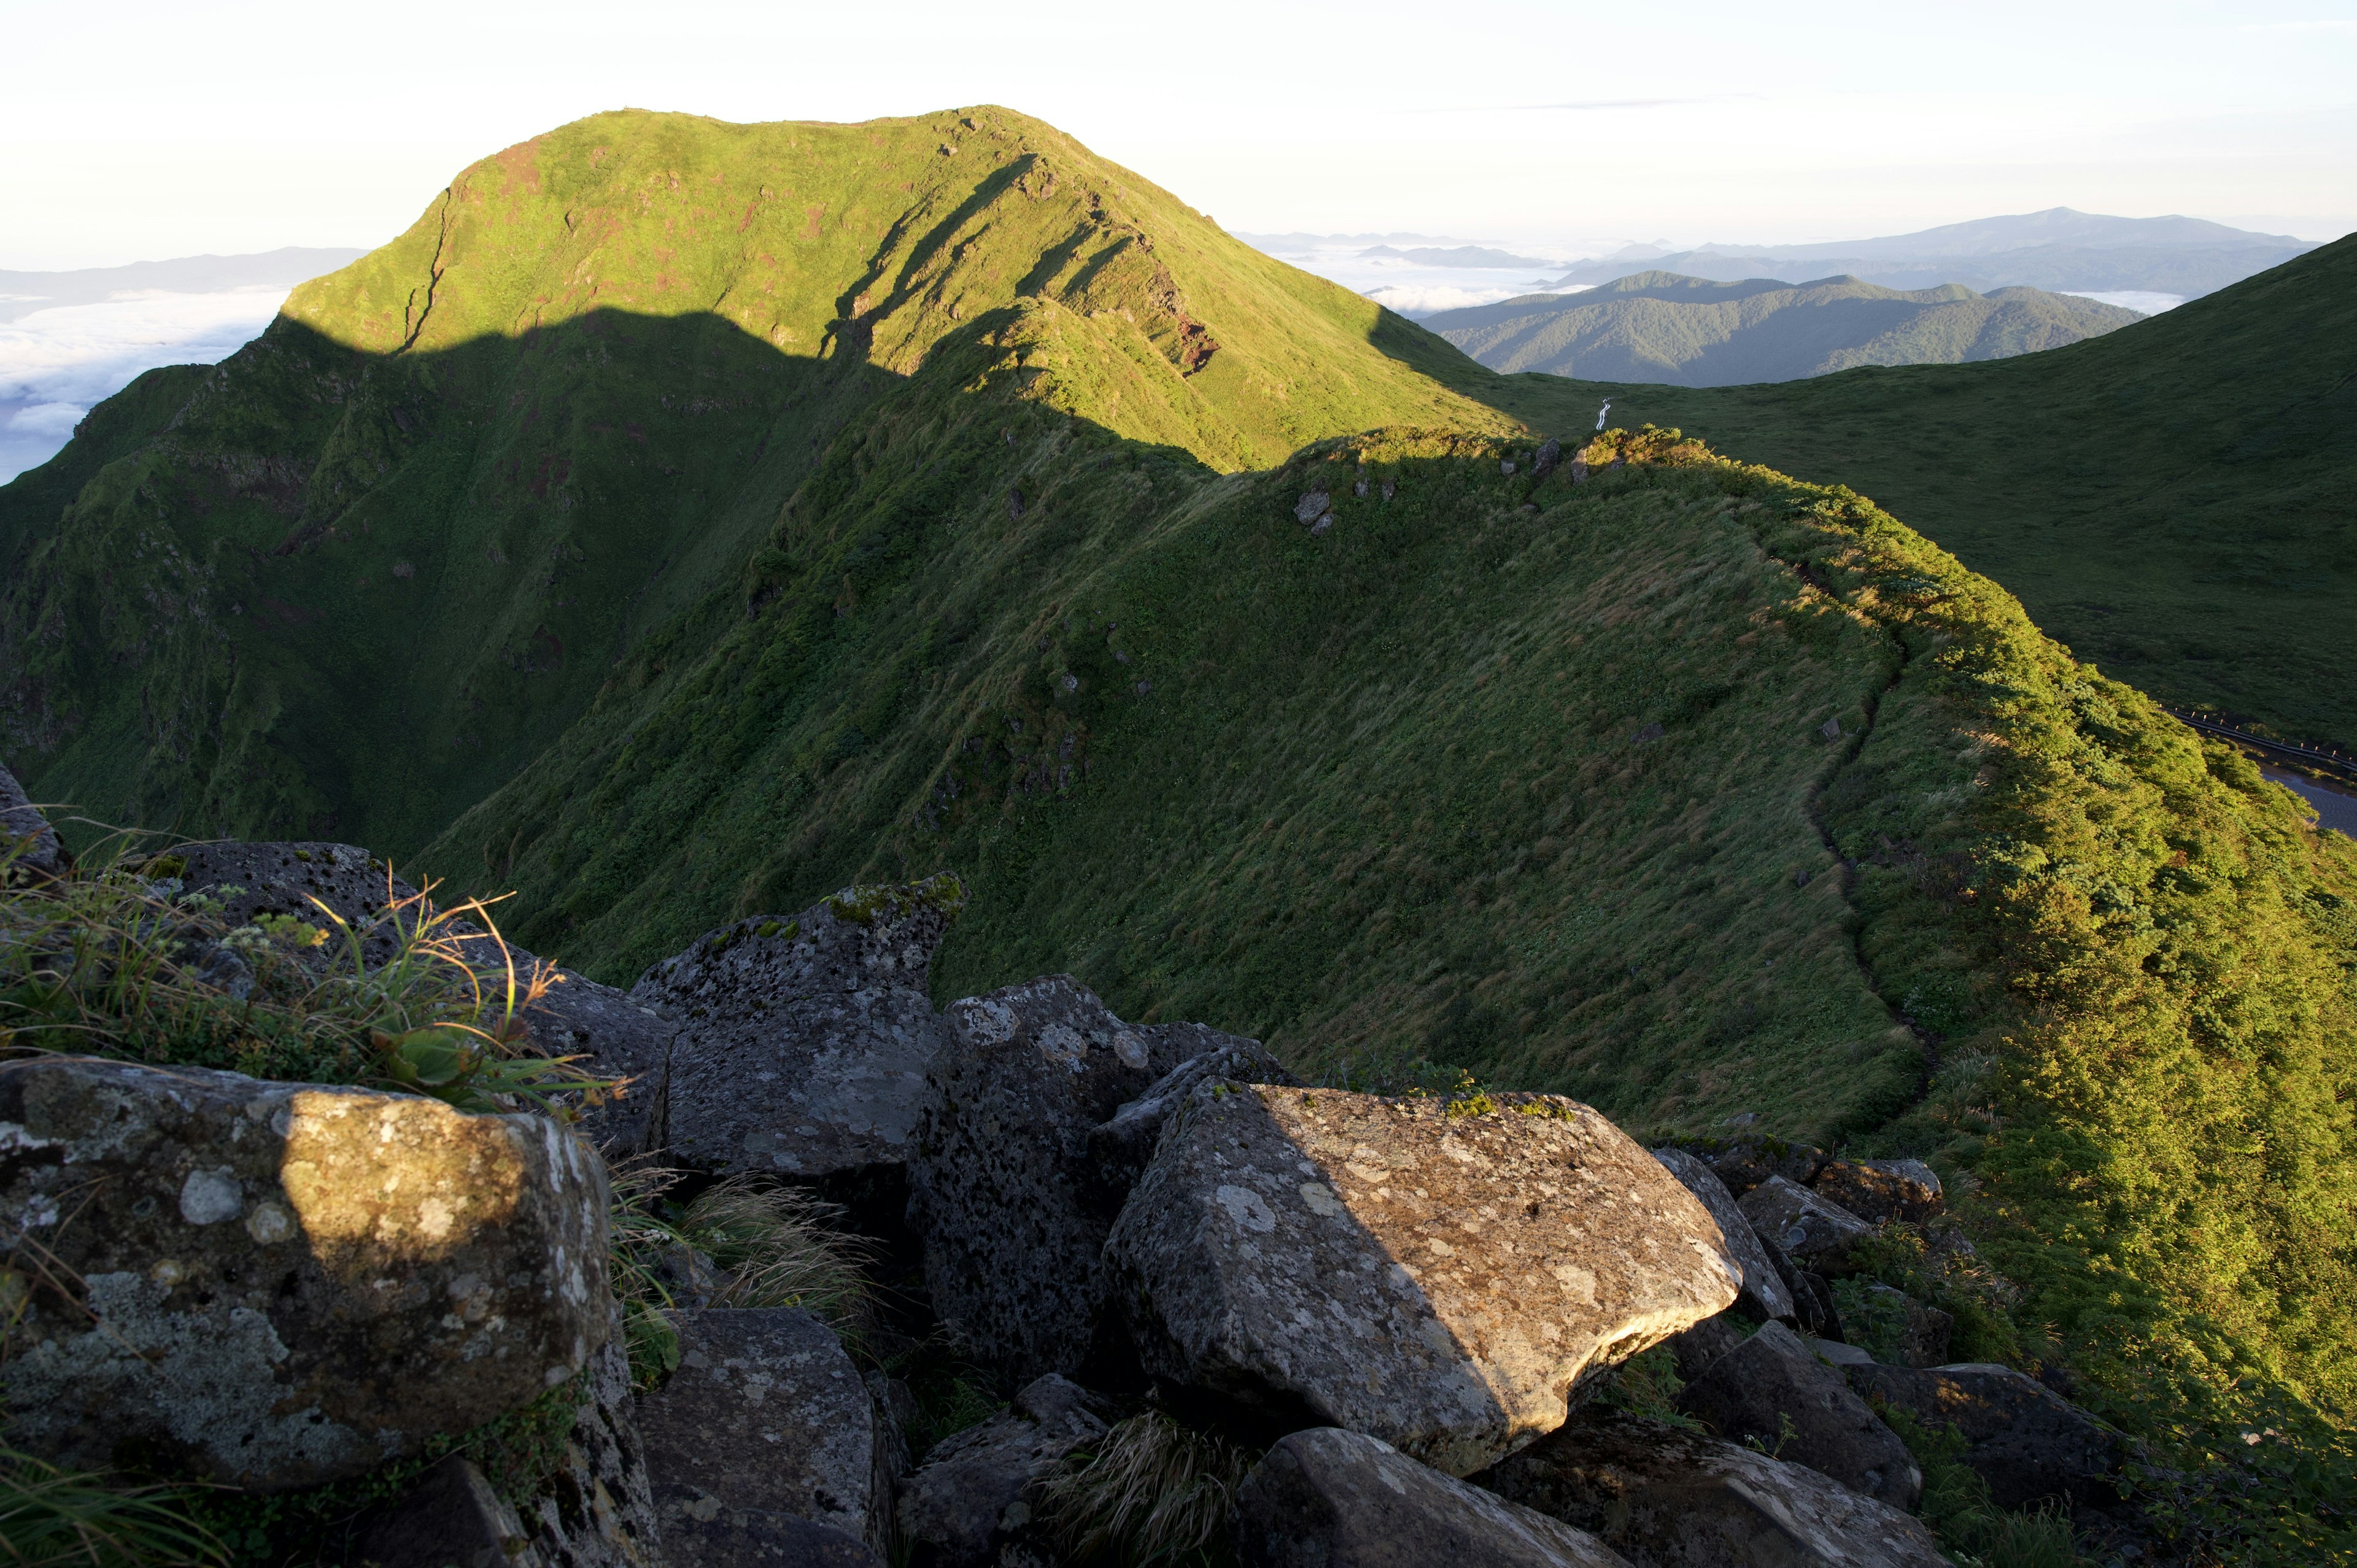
[1531,438,1562,479]
[1650,1146,1795,1322]
[500,964,679,1158]
[895,1373,1113,1568]
[1105,1085,1740,1477]
[0,762,65,883]
[524,1303,663,1568]
[1811,1158,1943,1226]
[1476,1406,1948,1568]
[1738,1175,1876,1278]
[1844,1362,2124,1511]
[1086,1036,1298,1214]
[633,1308,893,1563]
[1705,1140,1829,1198]
[905,976,1218,1382]
[357,1455,541,1568]
[1672,1321,1921,1510]
[1295,489,1331,524]
[630,877,964,1179]
[0,1055,609,1490]
[1231,1427,1629,1568]
[169,840,417,963]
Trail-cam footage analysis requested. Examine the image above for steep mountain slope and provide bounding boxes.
[1424,271,2137,384]
[0,107,1503,855]
[1479,235,2357,752]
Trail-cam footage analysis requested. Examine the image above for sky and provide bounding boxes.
[2,0,2353,270]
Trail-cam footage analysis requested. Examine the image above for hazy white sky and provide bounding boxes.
[2,0,2352,268]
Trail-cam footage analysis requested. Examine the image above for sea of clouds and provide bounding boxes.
[1246,236,1600,317]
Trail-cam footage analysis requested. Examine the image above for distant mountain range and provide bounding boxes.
[1422,271,2140,385]
[0,247,367,323]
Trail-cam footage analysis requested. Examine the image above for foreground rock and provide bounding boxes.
[1673,1321,1919,1510]
[1737,1176,1876,1277]
[1,1056,608,1489]
[0,762,65,882]
[1846,1362,2123,1510]
[907,976,1248,1382]
[1086,1035,1298,1208]
[1106,1084,1740,1476]
[1233,1427,1628,1568]
[630,878,962,1181]
[360,1455,540,1568]
[1650,1148,1794,1322]
[1811,1159,1941,1226]
[1477,1407,1947,1568]
[633,1308,892,1564]
[895,1373,1111,1568]
[527,1305,664,1568]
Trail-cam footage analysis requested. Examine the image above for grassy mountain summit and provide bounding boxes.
[1424,271,2138,385]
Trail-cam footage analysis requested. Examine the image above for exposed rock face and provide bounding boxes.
[1737,1176,1875,1278]
[1085,1037,1298,1215]
[905,976,1219,1382]
[1477,1407,1948,1568]
[0,762,64,883]
[170,840,415,962]
[1232,1427,1629,1568]
[527,1304,663,1568]
[1650,1147,1794,1322]
[1845,1362,2123,1511]
[1811,1159,1942,1226]
[1672,1321,1920,1510]
[359,1456,540,1568]
[633,1308,893,1562]
[1703,1140,1827,1198]
[1,1056,609,1489]
[894,1374,1112,1568]
[1105,1085,1740,1477]
[630,878,963,1179]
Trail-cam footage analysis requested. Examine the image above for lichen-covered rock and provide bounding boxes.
[168,840,416,960]
[358,1455,540,1568]
[905,976,1218,1382]
[1737,1176,1875,1278]
[1232,1427,1629,1568]
[629,878,964,1179]
[1844,1362,2123,1511]
[633,1308,893,1562]
[1476,1407,1947,1567]
[525,1303,663,1568]
[1,1056,609,1489]
[1085,1037,1298,1217]
[1105,1085,1740,1477]
[1650,1147,1794,1322]
[894,1374,1112,1568]
[500,964,679,1158]
[1811,1159,1942,1226]
[0,762,65,884]
[1672,1321,1920,1510]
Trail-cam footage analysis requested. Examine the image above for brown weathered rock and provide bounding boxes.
[1673,1321,1920,1510]
[1845,1362,2123,1510]
[357,1456,540,1568]
[1476,1407,1948,1567]
[1811,1159,1942,1226]
[905,976,1220,1383]
[1233,1427,1628,1568]
[1651,1147,1794,1322]
[894,1374,1112,1568]
[1,1056,609,1489]
[1738,1176,1875,1278]
[1105,1085,1740,1477]
[630,878,962,1179]
[634,1308,893,1562]
[0,762,65,884]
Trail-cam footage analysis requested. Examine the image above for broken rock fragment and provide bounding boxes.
[1811,1158,1942,1225]
[895,1373,1112,1568]
[1844,1361,2123,1511]
[1651,1146,1795,1322]
[1738,1175,1876,1276]
[1673,1321,1921,1510]
[1105,1085,1740,1476]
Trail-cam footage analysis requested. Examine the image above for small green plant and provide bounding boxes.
[1039,1412,1255,1567]
[1593,1342,1698,1429]
[0,1449,223,1568]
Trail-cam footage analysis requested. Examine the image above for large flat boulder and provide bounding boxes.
[1845,1361,2123,1510]
[1672,1321,1920,1510]
[1649,1147,1794,1323]
[629,878,963,1180]
[1737,1176,1875,1278]
[1104,1084,1740,1477]
[633,1308,892,1564]
[894,1374,1112,1568]
[1476,1407,1947,1567]
[905,975,1229,1382]
[1,1056,609,1489]
[1232,1427,1628,1568]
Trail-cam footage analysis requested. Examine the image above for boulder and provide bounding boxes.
[1650,1147,1794,1322]
[358,1456,540,1568]
[1737,1176,1875,1278]
[634,1308,894,1562]
[168,840,416,963]
[0,762,65,883]
[1661,1314,1746,1385]
[1844,1362,2123,1511]
[524,1303,664,1568]
[1811,1159,1941,1226]
[1531,438,1562,479]
[1856,1283,1952,1368]
[1104,1085,1740,1477]
[1672,1321,1919,1510]
[1702,1140,1827,1198]
[1233,1427,1627,1568]
[895,1373,1112,1568]
[1476,1407,1948,1567]
[630,878,964,1180]
[1086,1037,1298,1214]
[905,976,1226,1382]
[1,1056,609,1489]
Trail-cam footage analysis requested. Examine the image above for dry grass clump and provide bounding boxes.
[0,1447,222,1568]
[1039,1412,1254,1567]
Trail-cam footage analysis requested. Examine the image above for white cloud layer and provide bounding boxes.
[2062,290,2186,314]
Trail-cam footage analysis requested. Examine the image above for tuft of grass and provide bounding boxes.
[1038,1412,1255,1568]
[1879,1404,2086,1568]
[1592,1342,1700,1431]
[0,1450,222,1568]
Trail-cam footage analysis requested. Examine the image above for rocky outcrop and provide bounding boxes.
[633,1308,893,1564]
[0,762,64,883]
[1231,1427,1629,1568]
[905,976,1225,1383]
[1845,1361,2123,1511]
[1701,1140,1826,1197]
[1672,1321,1919,1510]
[894,1373,1112,1568]
[526,1303,663,1568]
[1649,1147,1793,1322]
[1477,1407,1948,1568]
[630,878,963,1180]
[1,1056,609,1489]
[1811,1159,1941,1226]
[1737,1176,1875,1278]
[1085,1036,1297,1215]
[1105,1084,1740,1477]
